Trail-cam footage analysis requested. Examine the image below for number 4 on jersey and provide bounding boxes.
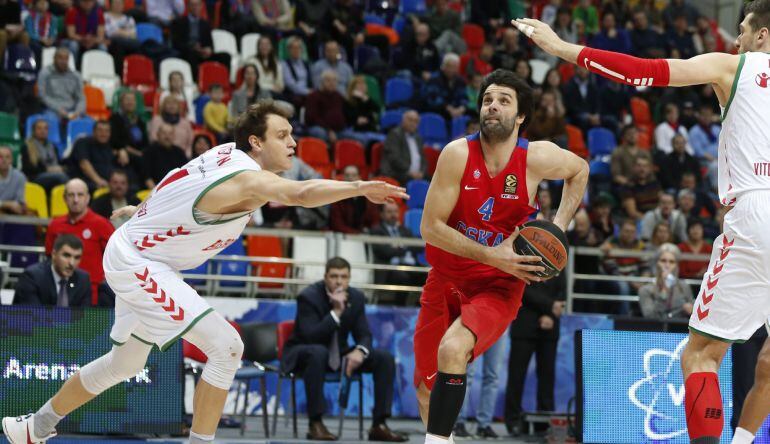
[478,197,495,221]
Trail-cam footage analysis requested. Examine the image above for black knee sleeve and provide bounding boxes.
[427,372,467,438]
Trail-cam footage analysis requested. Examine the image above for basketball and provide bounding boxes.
[513,219,569,279]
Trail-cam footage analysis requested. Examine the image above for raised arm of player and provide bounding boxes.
[420,139,545,283]
[526,141,589,232]
[513,18,740,93]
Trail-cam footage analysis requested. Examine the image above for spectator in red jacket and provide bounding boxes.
[62,0,106,62]
[329,165,379,233]
[45,178,114,305]
[305,69,347,144]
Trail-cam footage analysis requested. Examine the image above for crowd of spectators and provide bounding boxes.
[0,0,736,316]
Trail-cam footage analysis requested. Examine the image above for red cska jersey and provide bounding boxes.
[425,133,538,280]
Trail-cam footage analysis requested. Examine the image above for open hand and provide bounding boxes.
[484,228,545,284]
[512,18,565,57]
[359,181,409,204]
[111,205,137,220]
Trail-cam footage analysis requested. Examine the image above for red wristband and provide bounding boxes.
[578,47,670,87]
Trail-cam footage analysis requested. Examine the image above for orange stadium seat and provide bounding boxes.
[84,85,111,120]
[297,137,332,178]
[246,235,288,290]
[566,124,588,158]
[334,139,367,179]
[630,97,652,125]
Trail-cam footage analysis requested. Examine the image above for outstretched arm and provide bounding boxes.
[514,18,740,90]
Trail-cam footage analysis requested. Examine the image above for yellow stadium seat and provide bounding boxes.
[136,189,151,201]
[25,183,48,218]
[93,187,109,199]
[50,184,67,217]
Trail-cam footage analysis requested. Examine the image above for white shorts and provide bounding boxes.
[689,191,770,342]
[104,230,212,351]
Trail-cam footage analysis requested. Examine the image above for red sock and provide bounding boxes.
[685,372,723,440]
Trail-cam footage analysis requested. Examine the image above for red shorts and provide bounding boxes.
[413,270,525,390]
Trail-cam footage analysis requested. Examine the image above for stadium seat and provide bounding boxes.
[297,137,332,178]
[246,235,288,291]
[365,23,399,46]
[66,117,95,150]
[292,236,327,284]
[399,0,426,14]
[25,114,62,154]
[353,44,381,72]
[111,87,150,121]
[50,184,67,217]
[630,97,652,125]
[363,75,383,109]
[565,124,587,158]
[81,50,120,103]
[25,182,48,218]
[587,127,617,157]
[136,189,151,201]
[364,13,386,25]
[462,23,485,55]
[391,16,406,34]
[160,58,195,91]
[338,239,373,285]
[198,61,230,100]
[384,77,412,108]
[637,127,652,150]
[122,55,157,107]
[213,237,249,294]
[0,112,20,166]
[93,187,108,199]
[212,29,240,83]
[380,109,404,131]
[240,33,261,61]
[84,84,111,120]
[136,22,163,44]
[589,159,611,178]
[557,62,575,84]
[418,112,447,147]
[194,94,210,125]
[41,46,75,71]
[181,261,210,289]
[406,179,429,209]
[334,139,367,178]
[404,208,423,237]
[529,59,550,85]
[451,115,470,139]
[423,146,440,177]
[370,142,383,175]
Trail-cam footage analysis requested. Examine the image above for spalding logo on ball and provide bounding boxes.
[513,219,569,279]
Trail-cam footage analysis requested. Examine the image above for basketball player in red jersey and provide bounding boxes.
[414,69,589,443]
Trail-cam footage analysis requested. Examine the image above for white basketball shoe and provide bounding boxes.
[2,414,57,443]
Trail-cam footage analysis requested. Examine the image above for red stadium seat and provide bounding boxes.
[423,146,440,177]
[370,142,383,175]
[198,61,230,100]
[462,23,485,55]
[123,54,157,106]
[566,124,588,158]
[334,139,368,179]
[246,235,288,290]
[297,137,332,178]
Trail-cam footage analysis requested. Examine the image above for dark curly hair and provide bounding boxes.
[477,69,535,131]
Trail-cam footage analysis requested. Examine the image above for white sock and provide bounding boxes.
[189,430,215,443]
[425,432,450,443]
[732,427,755,444]
[33,400,64,438]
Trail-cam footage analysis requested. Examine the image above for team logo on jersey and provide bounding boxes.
[202,238,237,251]
[473,169,481,179]
[756,72,770,88]
[82,228,92,239]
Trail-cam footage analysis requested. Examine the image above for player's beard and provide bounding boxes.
[480,114,516,143]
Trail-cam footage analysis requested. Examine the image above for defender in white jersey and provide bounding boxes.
[514,2,770,443]
[2,101,408,444]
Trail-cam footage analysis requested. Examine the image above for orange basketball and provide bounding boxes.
[513,220,569,278]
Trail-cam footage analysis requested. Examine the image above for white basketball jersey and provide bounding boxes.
[118,143,261,270]
[718,51,770,205]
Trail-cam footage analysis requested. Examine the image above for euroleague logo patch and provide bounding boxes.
[501,174,518,199]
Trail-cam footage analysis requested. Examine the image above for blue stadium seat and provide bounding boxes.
[194,95,211,126]
[136,23,163,44]
[384,77,413,108]
[589,159,611,178]
[406,179,430,209]
[380,109,404,131]
[404,209,423,237]
[587,127,617,158]
[451,115,470,139]
[364,13,386,25]
[418,112,447,147]
[399,0,426,14]
[25,114,62,155]
[391,16,406,34]
[353,45,381,72]
[216,238,248,289]
[66,117,95,150]
[182,261,210,287]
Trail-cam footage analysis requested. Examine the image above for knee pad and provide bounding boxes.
[185,314,244,390]
[80,338,151,395]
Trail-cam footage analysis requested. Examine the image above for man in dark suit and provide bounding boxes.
[281,257,407,442]
[91,170,141,228]
[369,202,424,305]
[562,66,617,134]
[14,234,91,307]
[169,0,229,77]
[380,110,427,185]
[504,270,567,436]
